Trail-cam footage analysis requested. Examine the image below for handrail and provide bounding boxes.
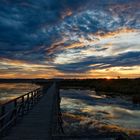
[0,88,41,106]
[0,87,43,136]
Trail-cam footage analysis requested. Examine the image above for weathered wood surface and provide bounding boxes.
[1,84,56,140]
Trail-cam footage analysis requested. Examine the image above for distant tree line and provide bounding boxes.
[0,78,139,95]
[59,78,140,95]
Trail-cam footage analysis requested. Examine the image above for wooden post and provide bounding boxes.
[37,89,40,100]
[31,92,34,107]
[14,100,17,124]
[35,91,38,103]
[27,94,30,111]
[21,96,24,116]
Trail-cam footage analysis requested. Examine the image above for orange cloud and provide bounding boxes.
[96,28,137,38]
[45,39,66,55]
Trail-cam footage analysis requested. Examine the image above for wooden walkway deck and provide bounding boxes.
[1,84,56,140]
[0,83,134,140]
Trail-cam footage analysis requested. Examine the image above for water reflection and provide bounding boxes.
[60,89,140,137]
[0,83,40,104]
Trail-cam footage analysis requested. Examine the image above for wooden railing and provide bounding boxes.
[0,87,43,136]
[51,83,64,137]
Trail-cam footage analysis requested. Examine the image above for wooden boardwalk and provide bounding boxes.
[0,83,134,140]
[1,84,56,140]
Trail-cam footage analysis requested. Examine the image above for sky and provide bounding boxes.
[0,0,140,79]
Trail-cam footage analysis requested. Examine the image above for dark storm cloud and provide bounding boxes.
[55,52,140,72]
[0,0,90,60]
[0,0,140,77]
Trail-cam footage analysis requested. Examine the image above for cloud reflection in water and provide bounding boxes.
[0,83,40,104]
[60,89,140,136]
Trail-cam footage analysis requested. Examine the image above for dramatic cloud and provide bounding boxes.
[0,0,140,78]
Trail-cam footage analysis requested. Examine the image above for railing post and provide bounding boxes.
[14,100,17,124]
[35,90,38,103]
[33,91,35,104]
[27,94,30,111]
[31,92,34,107]
[37,89,40,100]
[21,96,24,116]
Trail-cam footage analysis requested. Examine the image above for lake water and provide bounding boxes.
[0,84,140,138]
[60,89,140,138]
[0,83,40,104]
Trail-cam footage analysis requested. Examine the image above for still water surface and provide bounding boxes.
[61,89,140,137]
[0,83,40,104]
[0,84,140,138]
